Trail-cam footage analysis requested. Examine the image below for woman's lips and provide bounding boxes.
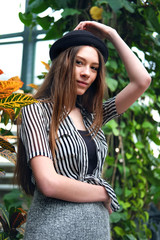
[77,81,88,86]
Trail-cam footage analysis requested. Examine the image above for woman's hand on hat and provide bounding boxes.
[74,21,116,41]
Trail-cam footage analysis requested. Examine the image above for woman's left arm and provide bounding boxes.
[75,21,151,114]
[105,28,151,114]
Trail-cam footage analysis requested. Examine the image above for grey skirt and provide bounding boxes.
[24,189,110,240]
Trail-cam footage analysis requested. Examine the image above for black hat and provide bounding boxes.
[49,30,108,62]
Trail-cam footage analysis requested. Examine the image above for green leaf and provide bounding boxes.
[144,211,149,222]
[129,101,142,115]
[126,234,137,240]
[120,121,126,128]
[103,119,119,135]
[115,186,123,196]
[102,125,112,135]
[105,167,113,178]
[19,12,33,27]
[142,121,154,129]
[140,191,145,198]
[106,77,118,92]
[153,169,160,180]
[106,119,118,129]
[61,8,81,18]
[130,220,136,229]
[27,0,48,14]
[126,153,132,159]
[110,212,121,223]
[137,199,144,208]
[107,42,115,50]
[113,128,119,136]
[149,133,160,145]
[125,188,132,197]
[44,18,65,40]
[95,0,108,5]
[3,190,24,211]
[123,202,131,209]
[135,141,144,149]
[146,7,160,34]
[138,182,144,190]
[105,156,115,165]
[107,0,123,12]
[106,60,118,70]
[114,226,125,236]
[150,185,160,195]
[36,16,54,30]
[148,153,160,165]
[120,212,128,221]
[54,0,68,8]
[0,93,38,109]
[123,0,135,13]
[137,175,147,185]
[117,165,130,176]
[0,204,10,229]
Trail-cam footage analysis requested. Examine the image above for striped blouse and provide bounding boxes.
[20,97,120,212]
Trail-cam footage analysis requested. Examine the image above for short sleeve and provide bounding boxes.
[102,96,121,125]
[20,103,53,163]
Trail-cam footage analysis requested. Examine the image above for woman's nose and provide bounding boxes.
[81,66,90,77]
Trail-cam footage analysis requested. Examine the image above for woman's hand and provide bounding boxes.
[103,195,113,215]
[31,156,113,204]
[74,21,115,40]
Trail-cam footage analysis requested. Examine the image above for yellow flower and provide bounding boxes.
[89,6,103,20]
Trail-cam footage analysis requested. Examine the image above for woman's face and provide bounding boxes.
[75,46,99,96]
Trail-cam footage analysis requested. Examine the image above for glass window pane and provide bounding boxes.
[34,40,53,85]
[0,0,25,34]
[0,43,23,80]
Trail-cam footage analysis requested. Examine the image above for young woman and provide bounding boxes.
[15,21,151,240]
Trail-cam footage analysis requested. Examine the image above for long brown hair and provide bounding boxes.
[14,45,106,196]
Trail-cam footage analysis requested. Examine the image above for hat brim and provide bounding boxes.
[49,30,108,63]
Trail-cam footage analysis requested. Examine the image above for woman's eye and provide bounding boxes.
[76,60,82,65]
[91,66,98,71]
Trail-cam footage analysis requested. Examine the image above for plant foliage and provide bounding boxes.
[0,204,27,240]
[0,189,30,240]
[0,73,38,175]
[0,77,23,99]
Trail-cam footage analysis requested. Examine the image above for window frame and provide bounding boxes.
[0,0,47,90]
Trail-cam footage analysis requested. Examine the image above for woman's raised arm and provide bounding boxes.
[75,21,151,114]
